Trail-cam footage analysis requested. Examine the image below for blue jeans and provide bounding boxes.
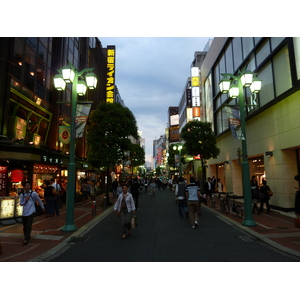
[178,200,188,218]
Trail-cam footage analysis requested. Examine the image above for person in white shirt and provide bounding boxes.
[114,184,136,239]
[20,181,45,245]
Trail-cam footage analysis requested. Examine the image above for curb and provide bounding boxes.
[203,205,300,260]
[27,207,114,262]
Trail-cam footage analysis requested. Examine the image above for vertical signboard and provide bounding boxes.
[0,166,8,196]
[106,46,116,103]
[186,89,192,108]
[190,67,201,120]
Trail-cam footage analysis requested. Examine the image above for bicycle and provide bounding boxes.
[224,194,243,218]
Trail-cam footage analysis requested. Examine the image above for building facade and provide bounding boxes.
[201,37,300,211]
[0,37,108,208]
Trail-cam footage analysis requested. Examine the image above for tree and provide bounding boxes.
[180,120,220,181]
[86,102,139,204]
[130,143,145,174]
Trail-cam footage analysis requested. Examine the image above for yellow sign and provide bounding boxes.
[191,76,199,87]
[106,46,116,103]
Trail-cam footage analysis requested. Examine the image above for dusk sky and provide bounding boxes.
[99,37,212,162]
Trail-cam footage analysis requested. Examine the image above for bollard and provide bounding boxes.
[103,196,106,210]
[220,197,224,213]
[92,200,96,217]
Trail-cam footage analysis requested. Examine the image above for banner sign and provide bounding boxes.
[59,126,71,144]
[106,46,116,103]
[75,103,92,138]
[186,89,192,107]
[225,106,245,140]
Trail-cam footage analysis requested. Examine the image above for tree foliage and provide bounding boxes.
[86,102,139,169]
[130,143,145,168]
[180,120,220,160]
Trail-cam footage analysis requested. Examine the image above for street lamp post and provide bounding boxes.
[219,70,262,227]
[54,64,97,232]
[173,145,183,177]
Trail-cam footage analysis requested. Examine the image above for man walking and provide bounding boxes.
[50,178,61,216]
[186,177,201,228]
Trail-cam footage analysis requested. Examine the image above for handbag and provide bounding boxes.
[294,218,300,228]
[131,215,137,229]
[268,190,273,197]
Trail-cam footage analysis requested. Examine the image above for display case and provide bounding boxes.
[0,196,16,219]
[14,196,23,217]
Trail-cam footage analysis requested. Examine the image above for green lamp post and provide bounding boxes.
[54,64,97,231]
[219,70,262,227]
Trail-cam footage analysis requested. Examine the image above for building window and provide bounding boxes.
[232,37,243,71]
[273,45,292,96]
[256,39,270,67]
[258,62,274,106]
[270,37,285,51]
[242,37,254,59]
[225,42,234,74]
[293,37,300,80]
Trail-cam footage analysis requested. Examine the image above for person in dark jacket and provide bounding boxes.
[175,177,188,219]
[130,178,140,210]
[259,180,271,213]
[251,175,260,214]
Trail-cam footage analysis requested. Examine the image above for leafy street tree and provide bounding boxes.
[180,120,220,181]
[86,102,139,204]
[130,143,145,174]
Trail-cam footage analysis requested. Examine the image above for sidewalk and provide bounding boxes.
[204,196,300,259]
[0,193,115,262]
[1,192,300,261]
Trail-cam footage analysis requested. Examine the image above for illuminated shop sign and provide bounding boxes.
[186,89,192,107]
[106,46,116,103]
[186,108,193,122]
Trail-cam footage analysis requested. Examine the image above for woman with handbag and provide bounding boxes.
[259,180,272,213]
[114,184,136,239]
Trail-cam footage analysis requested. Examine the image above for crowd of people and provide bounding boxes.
[11,172,300,247]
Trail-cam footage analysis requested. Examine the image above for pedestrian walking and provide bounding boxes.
[204,177,213,205]
[90,181,96,201]
[20,181,45,245]
[217,178,223,196]
[186,177,201,228]
[81,180,89,203]
[131,178,140,210]
[211,176,217,192]
[44,180,56,217]
[113,184,136,239]
[112,179,118,199]
[144,178,149,193]
[149,180,156,197]
[250,175,260,215]
[175,177,188,219]
[259,180,272,213]
[50,178,61,216]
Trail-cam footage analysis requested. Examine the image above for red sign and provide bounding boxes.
[75,116,88,123]
[228,118,241,126]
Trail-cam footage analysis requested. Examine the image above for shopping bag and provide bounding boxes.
[131,216,137,229]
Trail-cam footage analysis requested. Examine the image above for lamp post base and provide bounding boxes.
[242,219,256,227]
[62,224,77,232]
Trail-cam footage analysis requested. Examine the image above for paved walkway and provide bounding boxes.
[0,191,299,261]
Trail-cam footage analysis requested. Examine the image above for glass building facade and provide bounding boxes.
[201,37,300,211]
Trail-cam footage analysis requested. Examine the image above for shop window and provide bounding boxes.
[273,45,292,97]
